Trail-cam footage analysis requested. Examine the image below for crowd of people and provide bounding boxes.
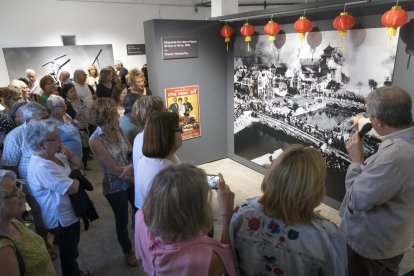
[0,61,413,276]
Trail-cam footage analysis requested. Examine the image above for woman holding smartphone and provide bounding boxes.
[135,163,236,276]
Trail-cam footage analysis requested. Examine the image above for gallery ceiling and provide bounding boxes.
[57,0,316,6]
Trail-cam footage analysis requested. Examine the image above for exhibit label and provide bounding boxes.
[162,37,198,60]
[165,85,201,140]
[126,44,146,55]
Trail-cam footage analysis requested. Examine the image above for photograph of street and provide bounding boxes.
[233,27,398,202]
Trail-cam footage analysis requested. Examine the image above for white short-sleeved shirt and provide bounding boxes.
[134,156,172,209]
[27,153,79,228]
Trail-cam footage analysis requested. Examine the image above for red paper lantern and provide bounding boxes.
[294,16,313,41]
[264,20,280,42]
[220,24,234,51]
[240,23,255,51]
[381,5,408,37]
[333,12,355,39]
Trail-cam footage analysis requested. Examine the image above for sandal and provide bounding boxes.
[47,246,58,261]
[125,251,138,267]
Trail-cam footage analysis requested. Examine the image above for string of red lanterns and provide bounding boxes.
[218,4,410,52]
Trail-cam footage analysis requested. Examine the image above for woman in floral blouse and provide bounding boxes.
[230,144,347,276]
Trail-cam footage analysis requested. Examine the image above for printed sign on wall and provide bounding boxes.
[165,85,201,140]
[162,37,198,59]
[126,44,146,55]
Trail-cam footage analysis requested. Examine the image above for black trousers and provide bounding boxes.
[49,221,81,276]
[105,187,136,254]
[347,245,404,276]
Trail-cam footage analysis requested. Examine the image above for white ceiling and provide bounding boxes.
[56,0,312,6]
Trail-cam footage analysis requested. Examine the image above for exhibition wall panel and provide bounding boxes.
[227,11,414,209]
[144,20,228,165]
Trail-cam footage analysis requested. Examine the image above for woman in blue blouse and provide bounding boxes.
[47,94,83,162]
[230,144,347,276]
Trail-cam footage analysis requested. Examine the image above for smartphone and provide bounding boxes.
[207,175,219,190]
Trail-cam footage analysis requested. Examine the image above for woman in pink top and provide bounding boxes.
[135,163,236,276]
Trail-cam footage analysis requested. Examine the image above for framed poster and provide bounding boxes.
[165,85,201,140]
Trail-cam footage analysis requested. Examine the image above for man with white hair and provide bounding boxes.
[114,60,128,85]
[25,69,42,99]
[73,69,93,108]
[9,79,31,102]
[341,86,414,275]
[59,70,72,86]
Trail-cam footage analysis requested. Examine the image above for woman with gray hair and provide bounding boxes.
[134,163,236,275]
[25,119,90,276]
[47,94,83,164]
[0,169,55,276]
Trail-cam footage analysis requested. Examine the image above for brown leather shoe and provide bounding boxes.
[125,251,138,267]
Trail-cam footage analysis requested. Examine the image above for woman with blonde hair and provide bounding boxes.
[86,64,99,91]
[127,69,151,95]
[230,144,347,275]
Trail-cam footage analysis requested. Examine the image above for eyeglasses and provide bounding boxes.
[4,181,23,199]
[54,105,66,109]
[175,127,183,133]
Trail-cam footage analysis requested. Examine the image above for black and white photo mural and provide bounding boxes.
[3,44,114,82]
[233,27,398,202]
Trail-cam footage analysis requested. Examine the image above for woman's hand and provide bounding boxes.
[60,144,74,159]
[72,119,79,127]
[216,173,235,244]
[119,164,134,182]
[216,173,235,217]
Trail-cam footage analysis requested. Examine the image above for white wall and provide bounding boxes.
[0,0,211,85]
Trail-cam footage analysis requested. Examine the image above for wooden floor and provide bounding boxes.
[49,157,413,275]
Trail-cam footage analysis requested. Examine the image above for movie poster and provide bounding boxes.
[165,85,201,140]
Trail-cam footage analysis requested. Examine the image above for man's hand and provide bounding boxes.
[346,132,365,164]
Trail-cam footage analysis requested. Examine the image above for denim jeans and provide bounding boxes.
[105,187,136,254]
[49,221,81,276]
